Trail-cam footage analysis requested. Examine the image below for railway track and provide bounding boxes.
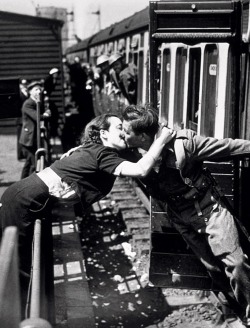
[79,176,247,328]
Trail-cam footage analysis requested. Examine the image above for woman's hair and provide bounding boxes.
[80,114,119,144]
[122,104,159,139]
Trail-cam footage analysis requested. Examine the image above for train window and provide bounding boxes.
[140,33,144,47]
[129,52,133,63]
[118,39,125,52]
[134,52,138,67]
[187,48,201,132]
[137,50,144,103]
[224,47,233,138]
[160,48,171,122]
[131,35,139,49]
[108,42,113,53]
[200,44,218,137]
[174,47,187,130]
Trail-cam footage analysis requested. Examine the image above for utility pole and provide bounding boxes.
[91,7,101,32]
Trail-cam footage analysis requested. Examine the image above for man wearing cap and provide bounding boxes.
[109,52,137,105]
[44,68,59,140]
[44,67,59,96]
[95,54,110,93]
[19,81,50,179]
[92,54,111,116]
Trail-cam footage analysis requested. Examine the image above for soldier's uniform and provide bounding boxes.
[119,63,137,105]
[147,129,250,322]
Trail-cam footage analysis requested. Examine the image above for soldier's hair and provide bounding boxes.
[122,104,159,139]
[81,113,119,144]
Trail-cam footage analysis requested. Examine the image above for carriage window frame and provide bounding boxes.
[224,47,233,138]
[174,47,187,130]
[186,48,201,132]
[160,47,171,122]
[200,44,218,137]
[137,50,144,103]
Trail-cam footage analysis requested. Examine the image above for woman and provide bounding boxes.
[0,113,174,274]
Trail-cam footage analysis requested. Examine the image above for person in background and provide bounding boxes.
[121,104,250,327]
[68,56,88,108]
[92,54,114,116]
[44,67,59,96]
[17,79,29,161]
[109,52,138,105]
[19,81,51,179]
[81,63,95,126]
[94,54,111,93]
[44,68,60,141]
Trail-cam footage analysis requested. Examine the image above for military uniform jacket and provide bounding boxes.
[119,63,137,104]
[19,97,38,148]
[147,129,250,211]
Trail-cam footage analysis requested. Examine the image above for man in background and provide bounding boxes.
[109,53,137,105]
[19,81,50,179]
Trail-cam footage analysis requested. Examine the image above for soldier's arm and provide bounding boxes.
[186,134,250,162]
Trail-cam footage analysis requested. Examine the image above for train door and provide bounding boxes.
[149,0,245,289]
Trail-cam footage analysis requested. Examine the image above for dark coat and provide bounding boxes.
[19,97,38,148]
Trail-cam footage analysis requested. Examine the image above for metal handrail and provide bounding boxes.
[0,227,21,328]
[30,219,42,318]
[35,148,47,172]
[21,98,53,326]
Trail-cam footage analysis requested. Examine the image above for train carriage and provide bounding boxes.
[149,0,250,290]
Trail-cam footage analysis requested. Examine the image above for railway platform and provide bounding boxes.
[52,202,95,328]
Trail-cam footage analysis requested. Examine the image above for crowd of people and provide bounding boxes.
[65,52,138,111]
[94,52,138,105]
[60,52,138,150]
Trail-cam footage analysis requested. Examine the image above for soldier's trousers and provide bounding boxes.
[167,190,250,319]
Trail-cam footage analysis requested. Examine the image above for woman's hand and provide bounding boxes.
[156,124,176,144]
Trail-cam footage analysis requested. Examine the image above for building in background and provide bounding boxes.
[36,6,77,54]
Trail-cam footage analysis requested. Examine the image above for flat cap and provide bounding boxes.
[27,80,43,90]
[49,68,59,75]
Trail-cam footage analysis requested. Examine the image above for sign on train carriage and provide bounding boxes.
[148,0,250,289]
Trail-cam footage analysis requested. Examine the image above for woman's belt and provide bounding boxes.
[37,167,79,202]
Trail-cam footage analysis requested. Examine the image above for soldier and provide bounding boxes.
[94,54,110,92]
[109,52,137,105]
[121,104,250,327]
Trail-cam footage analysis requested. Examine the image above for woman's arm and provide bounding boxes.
[114,127,175,177]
